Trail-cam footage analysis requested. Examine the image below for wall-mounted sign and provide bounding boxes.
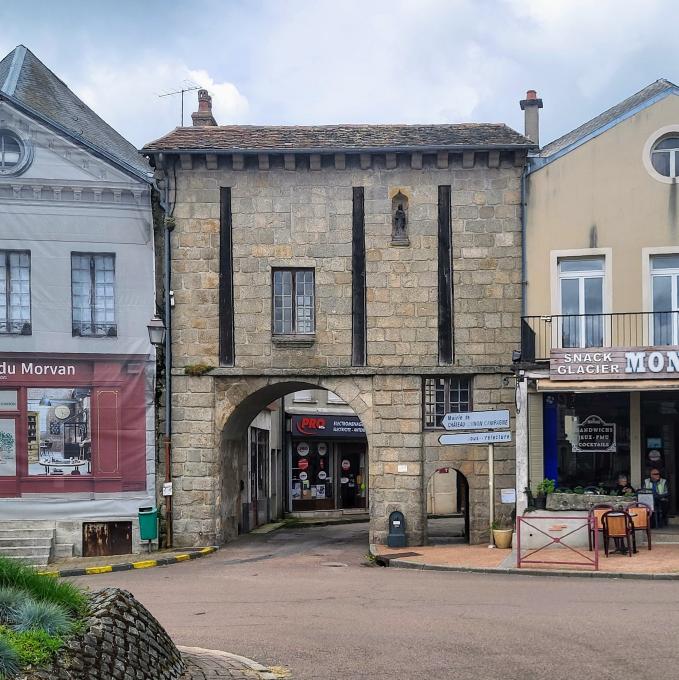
[293,415,365,438]
[573,415,616,453]
[551,347,679,380]
[442,409,510,431]
[439,431,512,445]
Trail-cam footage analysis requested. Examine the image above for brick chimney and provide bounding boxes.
[191,89,217,127]
[519,89,543,147]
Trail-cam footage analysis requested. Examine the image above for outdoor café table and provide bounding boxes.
[39,459,87,475]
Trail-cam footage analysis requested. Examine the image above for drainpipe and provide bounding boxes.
[521,166,527,318]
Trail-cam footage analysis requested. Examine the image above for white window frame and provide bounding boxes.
[643,126,679,185]
[550,248,612,349]
[0,250,31,335]
[643,248,679,346]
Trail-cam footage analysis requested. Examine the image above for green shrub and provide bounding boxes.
[11,600,72,636]
[0,558,87,616]
[0,588,25,625]
[0,635,20,679]
[0,626,63,669]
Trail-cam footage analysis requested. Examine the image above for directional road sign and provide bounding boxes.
[441,409,510,431]
[439,430,512,446]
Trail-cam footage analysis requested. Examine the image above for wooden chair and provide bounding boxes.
[588,503,614,551]
[602,511,634,557]
[627,502,652,551]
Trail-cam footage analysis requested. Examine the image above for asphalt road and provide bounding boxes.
[73,523,679,680]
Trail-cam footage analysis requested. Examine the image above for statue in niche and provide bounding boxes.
[391,192,409,245]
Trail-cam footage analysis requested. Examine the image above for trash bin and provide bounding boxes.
[387,511,407,548]
[138,506,158,542]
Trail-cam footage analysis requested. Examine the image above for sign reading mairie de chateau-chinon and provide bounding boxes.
[550,347,679,380]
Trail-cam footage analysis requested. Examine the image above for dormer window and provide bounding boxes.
[651,136,679,177]
[0,129,31,176]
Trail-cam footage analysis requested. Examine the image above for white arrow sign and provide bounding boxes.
[442,409,510,431]
[439,430,512,445]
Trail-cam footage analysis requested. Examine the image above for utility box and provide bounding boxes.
[387,511,406,548]
[138,507,159,542]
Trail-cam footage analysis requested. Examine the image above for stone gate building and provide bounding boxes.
[143,91,533,547]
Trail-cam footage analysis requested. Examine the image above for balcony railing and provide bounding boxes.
[521,311,679,362]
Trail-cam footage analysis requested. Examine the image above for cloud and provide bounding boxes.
[72,55,248,147]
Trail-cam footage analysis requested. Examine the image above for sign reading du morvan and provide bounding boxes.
[551,347,679,380]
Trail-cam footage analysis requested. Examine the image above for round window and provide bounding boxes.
[0,130,31,176]
[651,136,679,178]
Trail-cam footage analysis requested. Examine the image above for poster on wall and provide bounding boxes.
[573,415,617,453]
[0,419,17,476]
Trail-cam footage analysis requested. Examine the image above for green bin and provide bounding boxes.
[138,506,158,541]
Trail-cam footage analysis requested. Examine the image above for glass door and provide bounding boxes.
[651,254,679,346]
[559,257,604,348]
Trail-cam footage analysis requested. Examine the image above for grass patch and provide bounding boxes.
[0,558,87,617]
[0,626,63,668]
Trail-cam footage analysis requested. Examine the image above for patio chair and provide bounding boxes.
[588,503,614,551]
[627,502,653,551]
[602,511,634,557]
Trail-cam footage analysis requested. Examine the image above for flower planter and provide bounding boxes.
[492,528,513,549]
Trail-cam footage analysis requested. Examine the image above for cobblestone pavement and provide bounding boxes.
[179,646,279,679]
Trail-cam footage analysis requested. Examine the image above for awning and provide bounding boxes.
[536,378,679,392]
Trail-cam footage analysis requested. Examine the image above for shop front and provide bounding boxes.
[0,355,150,499]
[525,347,679,516]
[288,414,367,514]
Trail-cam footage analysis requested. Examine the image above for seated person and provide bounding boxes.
[643,468,669,528]
[613,473,635,496]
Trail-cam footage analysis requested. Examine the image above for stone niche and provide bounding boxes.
[390,189,410,246]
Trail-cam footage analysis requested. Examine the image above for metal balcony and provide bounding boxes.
[520,311,679,362]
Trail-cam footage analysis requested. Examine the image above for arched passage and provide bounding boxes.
[216,378,372,541]
[425,467,470,544]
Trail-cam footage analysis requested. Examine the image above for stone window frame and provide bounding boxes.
[422,376,472,429]
[271,267,316,338]
[0,249,32,335]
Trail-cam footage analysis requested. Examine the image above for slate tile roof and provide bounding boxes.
[143,123,533,154]
[0,45,150,180]
[540,78,678,158]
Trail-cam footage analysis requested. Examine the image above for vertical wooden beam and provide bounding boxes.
[232,154,244,170]
[334,153,346,170]
[385,153,397,169]
[219,187,235,366]
[352,187,367,366]
[411,152,423,170]
[258,153,270,170]
[488,150,501,168]
[462,151,475,169]
[438,185,453,364]
[284,154,296,170]
[436,151,449,169]
[360,154,371,170]
[310,154,321,170]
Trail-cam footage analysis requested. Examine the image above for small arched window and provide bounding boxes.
[651,136,679,177]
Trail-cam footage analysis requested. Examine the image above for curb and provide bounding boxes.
[39,546,218,578]
[178,645,279,679]
[384,557,679,580]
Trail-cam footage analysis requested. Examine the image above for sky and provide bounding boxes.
[1,0,678,148]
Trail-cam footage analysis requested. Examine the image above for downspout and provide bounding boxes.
[520,165,528,318]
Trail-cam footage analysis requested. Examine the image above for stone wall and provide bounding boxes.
[164,151,523,548]
[23,588,184,680]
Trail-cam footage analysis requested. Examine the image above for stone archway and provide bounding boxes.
[214,376,374,543]
[425,467,469,544]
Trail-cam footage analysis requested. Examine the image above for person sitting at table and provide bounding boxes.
[643,468,669,528]
[613,473,635,496]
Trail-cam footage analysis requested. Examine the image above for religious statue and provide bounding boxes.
[392,202,408,243]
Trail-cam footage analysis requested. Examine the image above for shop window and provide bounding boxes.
[71,253,117,337]
[0,250,31,335]
[272,268,314,335]
[651,254,679,345]
[558,257,604,348]
[423,376,471,429]
[27,388,92,476]
[293,390,315,403]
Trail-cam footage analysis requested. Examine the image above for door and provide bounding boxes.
[651,254,679,345]
[559,257,604,348]
[249,427,269,529]
[338,444,367,510]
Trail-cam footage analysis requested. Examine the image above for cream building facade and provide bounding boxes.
[517,80,679,519]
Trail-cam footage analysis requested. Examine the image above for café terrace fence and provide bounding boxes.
[521,311,679,362]
[516,515,599,571]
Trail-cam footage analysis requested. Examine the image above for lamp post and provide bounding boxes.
[147,314,172,547]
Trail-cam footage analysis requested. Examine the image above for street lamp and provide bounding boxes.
[147,315,166,346]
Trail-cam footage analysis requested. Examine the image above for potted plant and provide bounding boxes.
[491,512,514,549]
[535,478,555,510]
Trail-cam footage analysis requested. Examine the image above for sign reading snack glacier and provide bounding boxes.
[442,409,510,431]
[551,347,679,380]
[439,431,512,445]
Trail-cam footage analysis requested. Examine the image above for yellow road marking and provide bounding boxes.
[86,565,113,574]
[132,560,158,569]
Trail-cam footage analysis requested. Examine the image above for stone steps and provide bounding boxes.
[0,523,55,568]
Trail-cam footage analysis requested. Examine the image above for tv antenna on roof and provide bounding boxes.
[159,83,200,126]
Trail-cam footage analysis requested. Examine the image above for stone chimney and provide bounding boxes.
[519,89,543,147]
[191,89,217,127]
